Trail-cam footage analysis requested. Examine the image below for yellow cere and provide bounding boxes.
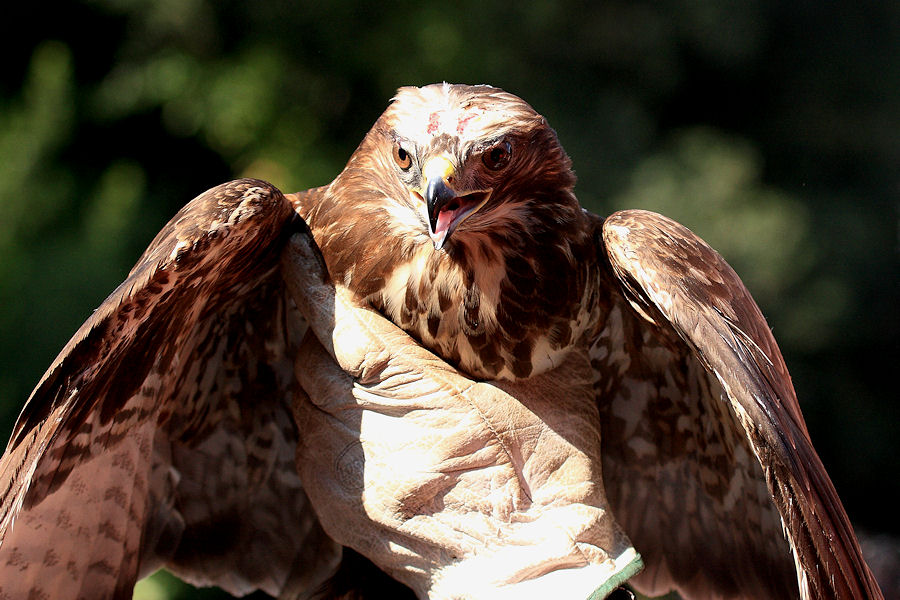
[422,155,456,185]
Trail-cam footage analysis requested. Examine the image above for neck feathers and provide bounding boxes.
[295,181,599,381]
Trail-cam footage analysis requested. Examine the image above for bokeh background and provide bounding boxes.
[1,1,897,598]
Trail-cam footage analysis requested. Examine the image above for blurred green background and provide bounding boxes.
[1,1,897,598]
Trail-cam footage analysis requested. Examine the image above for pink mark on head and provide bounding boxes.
[427,112,441,135]
[457,110,481,135]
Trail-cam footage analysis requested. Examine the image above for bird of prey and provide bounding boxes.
[0,83,883,599]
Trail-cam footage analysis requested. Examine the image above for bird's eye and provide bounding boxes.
[482,141,512,171]
[393,143,412,170]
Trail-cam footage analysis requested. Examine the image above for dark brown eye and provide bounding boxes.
[482,141,512,170]
[393,143,412,170]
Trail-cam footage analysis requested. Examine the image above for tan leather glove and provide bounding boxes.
[281,232,642,600]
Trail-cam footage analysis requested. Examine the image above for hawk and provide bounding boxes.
[0,83,882,599]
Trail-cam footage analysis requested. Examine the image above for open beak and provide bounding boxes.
[421,156,491,250]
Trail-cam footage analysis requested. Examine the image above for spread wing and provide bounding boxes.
[593,209,882,599]
[0,179,340,599]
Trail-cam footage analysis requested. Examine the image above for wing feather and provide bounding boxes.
[596,209,881,599]
[0,179,340,599]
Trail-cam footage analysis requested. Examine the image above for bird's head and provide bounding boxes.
[356,83,577,251]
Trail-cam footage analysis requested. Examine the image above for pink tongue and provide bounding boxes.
[434,205,461,236]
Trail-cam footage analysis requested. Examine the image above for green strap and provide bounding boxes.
[585,553,643,600]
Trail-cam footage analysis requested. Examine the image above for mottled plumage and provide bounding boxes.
[296,85,598,381]
[0,84,882,599]
[0,181,340,598]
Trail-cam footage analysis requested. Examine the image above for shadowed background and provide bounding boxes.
[0,1,897,598]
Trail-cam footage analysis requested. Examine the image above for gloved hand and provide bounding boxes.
[281,231,642,600]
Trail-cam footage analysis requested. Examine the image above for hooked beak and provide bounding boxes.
[421,156,491,250]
